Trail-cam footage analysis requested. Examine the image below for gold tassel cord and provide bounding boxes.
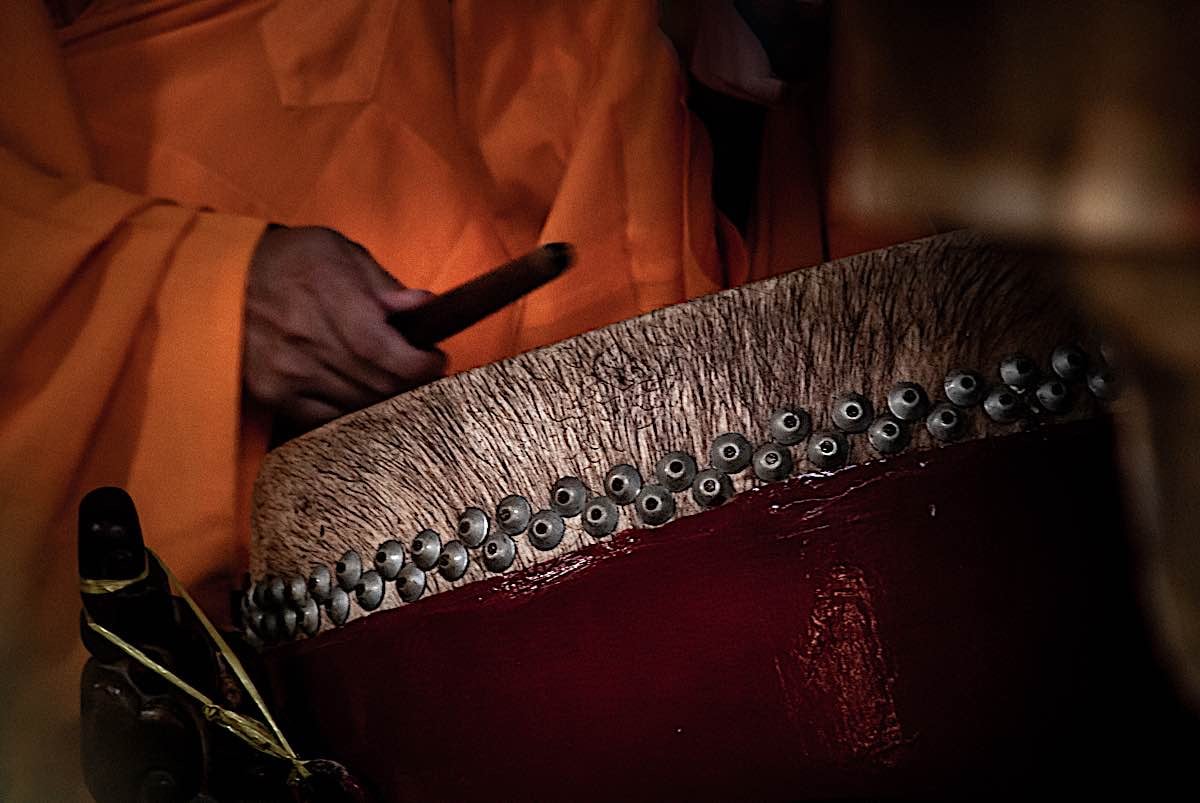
[81,551,310,779]
[79,555,148,594]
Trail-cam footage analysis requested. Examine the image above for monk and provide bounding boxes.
[0,0,781,797]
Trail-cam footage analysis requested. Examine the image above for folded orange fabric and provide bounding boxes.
[0,0,745,797]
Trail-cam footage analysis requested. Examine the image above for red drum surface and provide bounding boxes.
[264,419,1197,800]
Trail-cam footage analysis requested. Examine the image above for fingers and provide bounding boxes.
[334,244,447,380]
[305,362,383,412]
[319,281,446,387]
[280,339,440,427]
[285,397,343,430]
[379,287,435,315]
[341,312,447,381]
[279,346,435,429]
[272,346,384,410]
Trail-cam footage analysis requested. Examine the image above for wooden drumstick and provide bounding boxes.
[388,243,575,350]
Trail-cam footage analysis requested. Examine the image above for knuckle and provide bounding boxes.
[422,349,449,377]
[247,374,283,406]
[365,374,395,397]
[283,400,316,427]
[351,327,390,364]
[267,350,299,382]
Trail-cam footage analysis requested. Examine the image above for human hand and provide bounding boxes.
[242,225,446,430]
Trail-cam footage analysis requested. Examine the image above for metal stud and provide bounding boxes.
[604,464,642,505]
[241,593,260,628]
[999,353,1040,390]
[710,432,753,473]
[656,451,698,492]
[1051,344,1089,382]
[251,581,268,609]
[1035,379,1074,414]
[582,496,620,538]
[807,430,849,470]
[944,369,987,407]
[265,575,286,609]
[280,577,305,610]
[867,416,909,454]
[299,597,321,637]
[886,382,930,422]
[528,510,566,551]
[437,540,469,581]
[752,443,793,482]
[354,570,385,611]
[767,408,812,446]
[373,539,405,580]
[1087,367,1118,401]
[246,609,266,640]
[307,565,333,604]
[496,495,532,536]
[335,550,362,592]
[926,402,968,441]
[410,529,442,571]
[831,393,873,433]
[691,468,734,507]
[550,477,588,517]
[326,587,350,626]
[983,386,1025,424]
[634,484,676,526]
[239,589,254,622]
[395,563,426,603]
[279,607,298,641]
[260,611,279,643]
[242,625,265,650]
[481,532,516,573]
[456,507,489,548]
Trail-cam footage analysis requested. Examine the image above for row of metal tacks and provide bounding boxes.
[241,343,1115,645]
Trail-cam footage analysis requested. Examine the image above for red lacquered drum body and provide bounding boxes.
[264,420,1197,800]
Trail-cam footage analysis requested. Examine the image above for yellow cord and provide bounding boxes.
[79,556,148,594]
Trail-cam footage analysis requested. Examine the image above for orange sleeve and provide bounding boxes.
[0,3,266,798]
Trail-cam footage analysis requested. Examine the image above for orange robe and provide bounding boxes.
[0,0,743,797]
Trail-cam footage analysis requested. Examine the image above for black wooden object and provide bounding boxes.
[78,486,370,803]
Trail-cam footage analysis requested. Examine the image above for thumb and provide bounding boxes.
[379,287,436,313]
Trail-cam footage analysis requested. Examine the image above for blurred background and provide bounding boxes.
[671,0,1200,717]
